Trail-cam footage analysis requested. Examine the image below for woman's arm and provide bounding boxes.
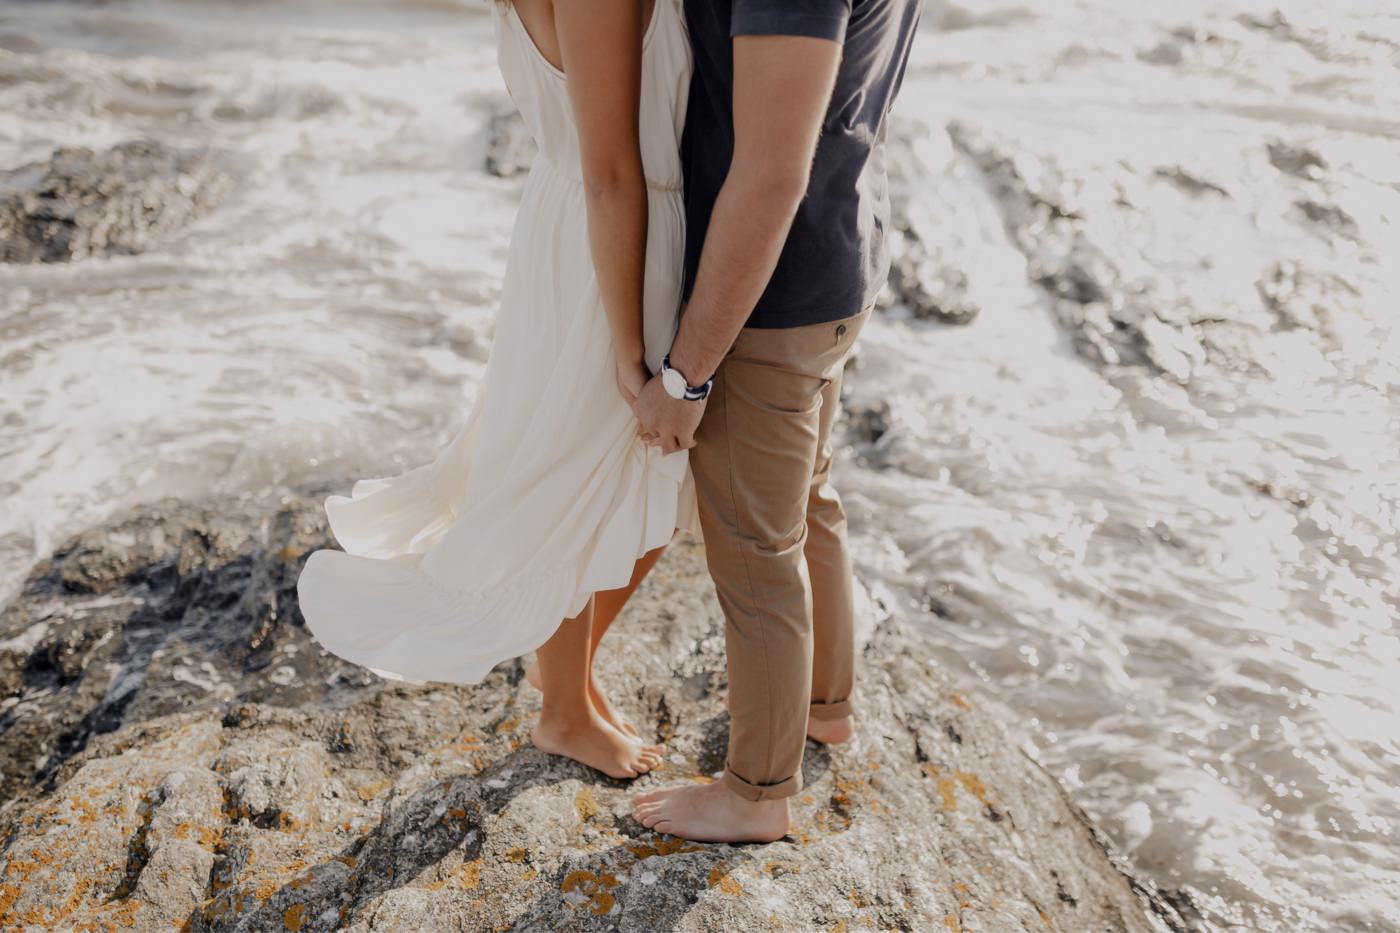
[553,0,650,400]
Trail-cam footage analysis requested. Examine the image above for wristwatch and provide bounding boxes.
[660,354,714,401]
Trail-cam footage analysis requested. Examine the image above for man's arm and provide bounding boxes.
[668,35,841,386]
[635,33,842,453]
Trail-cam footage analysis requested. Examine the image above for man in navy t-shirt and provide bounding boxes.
[633,0,922,842]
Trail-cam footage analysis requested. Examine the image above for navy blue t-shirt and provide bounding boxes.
[680,0,922,328]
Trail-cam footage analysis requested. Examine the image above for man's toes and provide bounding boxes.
[634,784,683,805]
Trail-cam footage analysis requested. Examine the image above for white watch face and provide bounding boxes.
[661,367,687,400]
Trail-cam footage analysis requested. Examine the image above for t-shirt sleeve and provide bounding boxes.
[731,0,852,44]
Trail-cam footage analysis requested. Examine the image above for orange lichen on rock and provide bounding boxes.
[282,901,306,931]
[574,787,599,823]
[457,858,484,890]
[0,883,21,918]
[937,776,959,812]
[955,771,990,806]
[707,862,743,897]
[560,869,619,915]
[355,778,392,802]
[626,835,704,860]
[172,820,220,849]
[428,858,483,892]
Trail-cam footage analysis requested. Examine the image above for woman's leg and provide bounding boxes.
[526,543,668,735]
[585,543,667,727]
[531,595,664,779]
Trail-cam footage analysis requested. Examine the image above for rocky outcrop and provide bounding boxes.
[0,140,227,263]
[0,495,1190,931]
[947,120,1224,381]
[0,494,375,803]
[485,105,536,179]
[879,123,983,326]
[943,119,1376,384]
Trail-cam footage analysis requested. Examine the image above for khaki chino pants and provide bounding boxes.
[690,304,872,802]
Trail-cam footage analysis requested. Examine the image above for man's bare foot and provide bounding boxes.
[631,781,790,842]
[532,711,663,780]
[524,658,639,737]
[807,715,854,745]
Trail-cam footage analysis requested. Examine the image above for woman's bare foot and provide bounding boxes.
[524,658,639,737]
[806,715,854,745]
[532,710,663,780]
[631,781,791,842]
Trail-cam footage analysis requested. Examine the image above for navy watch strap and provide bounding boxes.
[663,353,714,401]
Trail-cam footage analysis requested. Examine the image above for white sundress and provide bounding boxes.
[296,0,700,684]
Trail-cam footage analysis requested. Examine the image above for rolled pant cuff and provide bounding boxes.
[809,698,853,721]
[721,764,803,802]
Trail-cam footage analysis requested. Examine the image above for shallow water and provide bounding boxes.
[1,1,1397,928]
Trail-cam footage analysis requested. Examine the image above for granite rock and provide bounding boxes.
[0,495,1194,931]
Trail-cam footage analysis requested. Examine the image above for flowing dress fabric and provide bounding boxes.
[295,0,699,685]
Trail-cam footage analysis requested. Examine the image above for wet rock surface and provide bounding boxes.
[880,124,983,326]
[485,105,536,180]
[0,493,378,804]
[0,495,1189,931]
[947,120,1220,380]
[0,139,227,263]
[941,119,1381,384]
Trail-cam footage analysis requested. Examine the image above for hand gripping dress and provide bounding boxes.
[296,0,699,684]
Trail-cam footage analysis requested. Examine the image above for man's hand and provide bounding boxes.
[634,374,706,454]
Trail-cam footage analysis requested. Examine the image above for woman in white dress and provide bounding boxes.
[296,0,698,780]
